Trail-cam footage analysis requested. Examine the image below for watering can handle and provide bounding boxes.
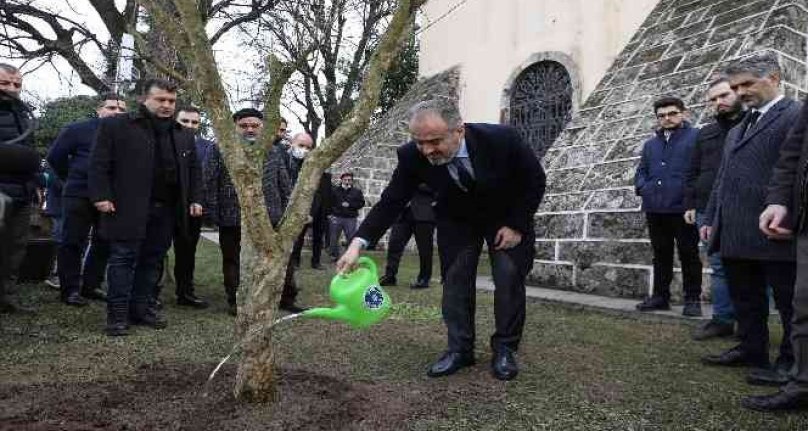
[356,256,378,279]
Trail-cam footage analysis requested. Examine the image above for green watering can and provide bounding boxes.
[301,257,392,328]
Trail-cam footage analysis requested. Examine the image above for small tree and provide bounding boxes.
[137,0,425,402]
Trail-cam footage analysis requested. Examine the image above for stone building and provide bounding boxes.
[345,0,808,299]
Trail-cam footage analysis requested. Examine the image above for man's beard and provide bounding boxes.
[427,157,452,166]
[716,102,743,120]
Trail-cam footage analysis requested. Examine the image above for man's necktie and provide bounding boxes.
[743,111,761,138]
[450,157,475,192]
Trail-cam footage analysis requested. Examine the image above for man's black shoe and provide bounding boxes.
[105,303,129,336]
[177,294,209,309]
[636,295,670,311]
[227,303,237,316]
[426,351,475,378]
[279,303,309,314]
[682,300,702,317]
[701,346,757,367]
[692,319,734,341]
[742,390,808,412]
[410,279,430,289]
[491,349,519,381]
[62,292,89,307]
[130,303,167,329]
[311,263,324,270]
[746,367,790,387]
[80,287,107,301]
[379,275,397,287]
[0,296,34,314]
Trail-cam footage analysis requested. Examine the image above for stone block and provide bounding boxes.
[535,213,585,239]
[588,211,648,239]
[576,265,649,298]
[593,118,640,142]
[710,14,768,44]
[666,30,711,57]
[553,126,587,147]
[628,44,671,66]
[679,41,733,71]
[673,18,713,39]
[583,89,612,108]
[527,262,574,288]
[603,84,637,104]
[568,107,605,128]
[534,240,556,261]
[559,240,652,266]
[604,137,645,161]
[781,54,807,88]
[608,65,644,87]
[598,99,649,123]
[743,26,807,60]
[551,145,610,169]
[545,167,589,194]
[767,4,808,28]
[713,0,772,27]
[639,56,683,80]
[584,188,642,211]
[635,115,659,136]
[581,160,639,190]
[683,6,713,26]
[576,124,605,145]
[541,192,591,212]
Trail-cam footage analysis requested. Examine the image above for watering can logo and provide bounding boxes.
[301,257,392,328]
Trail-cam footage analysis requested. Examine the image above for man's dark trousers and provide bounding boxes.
[218,225,240,305]
[291,212,326,267]
[0,202,30,294]
[172,216,202,298]
[438,220,534,354]
[385,213,434,281]
[58,196,109,297]
[107,203,174,309]
[787,235,808,395]
[722,258,795,367]
[646,213,702,301]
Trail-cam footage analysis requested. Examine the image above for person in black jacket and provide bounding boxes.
[328,172,365,260]
[379,183,437,288]
[0,63,38,314]
[336,99,545,381]
[89,79,203,336]
[683,78,745,340]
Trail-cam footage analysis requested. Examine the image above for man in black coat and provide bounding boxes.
[336,99,545,381]
[0,63,38,314]
[683,78,746,340]
[701,53,801,386]
[328,172,365,260]
[378,183,437,289]
[89,79,203,336]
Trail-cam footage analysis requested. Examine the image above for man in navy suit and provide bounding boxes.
[336,99,545,380]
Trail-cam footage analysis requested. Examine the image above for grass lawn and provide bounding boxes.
[1,239,807,430]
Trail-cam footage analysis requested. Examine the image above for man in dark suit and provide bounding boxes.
[336,99,545,381]
[379,183,437,289]
[89,79,203,336]
[700,53,801,387]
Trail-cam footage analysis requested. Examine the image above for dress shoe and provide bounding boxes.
[692,318,734,341]
[410,279,430,289]
[682,300,702,317]
[81,287,107,301]
[746,367,790,387]
[742,390,808,412]
[44,275,60,290]
[130,302,167,329]
[491,349,519,381]
[177,294,210,309]
[227,303,237,316]
[427,351,475,377]
[311,263,324,270]
[105,303,129,336]
[379,274,397,286]
[279,303,309,314]
[62,292,89,307]
[701,346,757,367]
[636,295,670,312]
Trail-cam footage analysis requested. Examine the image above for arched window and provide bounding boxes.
[508,61,573,159]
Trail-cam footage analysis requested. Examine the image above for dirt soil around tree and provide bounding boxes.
[3,241,808,430]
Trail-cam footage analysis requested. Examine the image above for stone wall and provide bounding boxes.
[533,0,808,299]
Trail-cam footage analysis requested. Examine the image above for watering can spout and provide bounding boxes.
[301,306,352,323]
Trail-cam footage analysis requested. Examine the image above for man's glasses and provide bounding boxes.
[179,119,201,125]
[656,111,682,119]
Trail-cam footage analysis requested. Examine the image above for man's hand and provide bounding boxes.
[699,225,712,243]
[684,209,696,225]
[335,238,364,274]
[494,226,522,250]
[95,200,115,213]
[760,204,793,240]
[190,203,203,217]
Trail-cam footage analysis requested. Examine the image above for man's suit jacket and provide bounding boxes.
[767,97,808,233]
[704,97,801,261]
[355,123,546,244]
[408,184,437,223]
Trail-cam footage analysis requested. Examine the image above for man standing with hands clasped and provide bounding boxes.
[336,99,545,381]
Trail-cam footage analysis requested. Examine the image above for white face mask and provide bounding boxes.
[290,145,309,159]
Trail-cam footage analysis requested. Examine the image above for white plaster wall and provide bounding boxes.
[419,0,660,122]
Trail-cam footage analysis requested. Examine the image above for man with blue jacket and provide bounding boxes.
[46,93,127,306]
[634,96,702,316]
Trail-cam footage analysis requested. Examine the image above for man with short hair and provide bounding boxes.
[0,63,39,313]
[47,93,126,306]
[336,99,545,381]
[171,106,211,308]
[634,97,703,316]
[701,53,801,388]
[329,172,365,261]
[684,78,746,339]
[89,79,203,336]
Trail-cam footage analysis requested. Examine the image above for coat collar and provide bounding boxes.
[732,97,792,151]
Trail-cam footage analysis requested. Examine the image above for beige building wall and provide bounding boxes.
[419,0,660,122]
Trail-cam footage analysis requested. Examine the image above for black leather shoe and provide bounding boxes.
[105,303,129,336]
[177,294,210,309]
[410,279,430,289]
[62,292,89,307]
[0,296,34,314]
[636,295,670,311]
[682,300,702,317]
[427,351,475,378]
[742,390,808,412]
[130,302,167,329]
[81,287,107,301]
[311,263,324,270]
[379,275,397,286]
[692,319,734,341]
[746,367,790,387]
[279,303,309,314]
[491,349,519,381]
[701,346,757,367]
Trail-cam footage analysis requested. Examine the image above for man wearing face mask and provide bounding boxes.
[329,172,365,261]
[89,78,203,336]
